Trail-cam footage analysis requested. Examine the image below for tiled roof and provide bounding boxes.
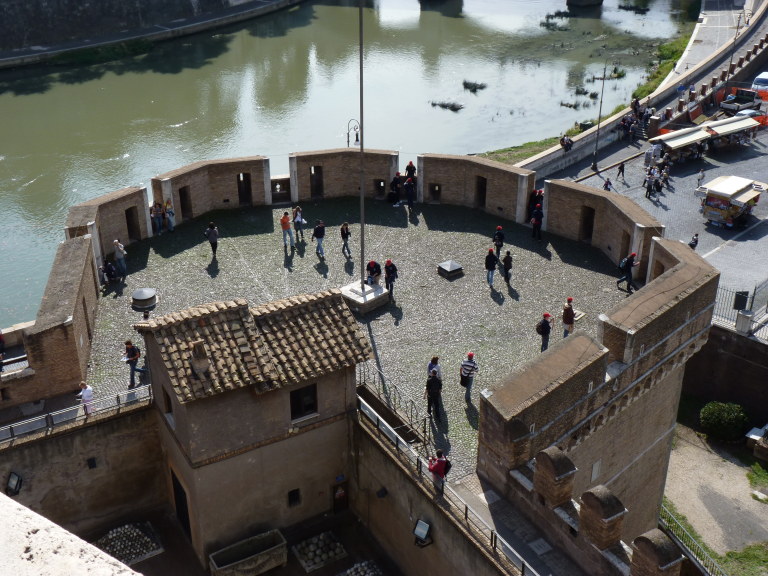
[134,291,371,404]
[251,290,373,385]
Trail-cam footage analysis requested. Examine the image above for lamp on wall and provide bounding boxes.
[6,471,22,496]
[413,519,432,547]
[347,119,360,147]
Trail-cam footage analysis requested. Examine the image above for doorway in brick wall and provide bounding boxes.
[310,166,324,199]
[474,176,487,208]
[237,172,252,206]
[124,206,141,242]
[179,186,193,221]
[579,206,595,243]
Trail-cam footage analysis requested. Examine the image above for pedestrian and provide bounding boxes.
[492,226,505,257]
[280,211,295,248]
[152,202,164,235]
[103,261,119,284]
[603,178,613,192]
[366,260,382,285]
[340,222,352,258]
[424,369,443,422]
[311,220,326,257]
[696,169,705,189]
[292,206,305,241]
[405,160,417,182]
[204,222,219,257]
[688,233,699,250]
[645,180,654,200]
[536,313,553,352]
[502,250,512,284]
[403,178,415,209]
[389,172,402,205]
[617,162,625,181]
[427,356,442,380]
[484,249,498,286]
[661,167,670,188]
[77,381,94,415]
[113,239,127,278]
[428,449,449,484]
[164,200,175,232]
[562,297,575,338]
[530,203,544,242]
[617,252,640,294]
[384,259,398,301]
[124,339,146,388]
[459,352,479,404]
[0,329,5,372]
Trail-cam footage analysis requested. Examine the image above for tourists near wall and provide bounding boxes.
[384,259,398,302]
[292,206,305,240]
[688,233,699,250]
[603,178,613,192]
[617,252,640,294]
[366,260,382,285]
[502,250,512,285]
[484,249,498,286]
[697,168,705,189]
[562,297,575,338]
[165,200,175,232]
[124,340,146,389]
[151,202,164,235]
[204,222,219,257]
[280,211,295,248]
[113,239,127,278]
[389,172,401,204]
[405,160,417,182]
[537,313,553,352]
[617,162,625,181]
[459,352,479,404]
[428,449,449,482]
[311,220,326,258]
[492,226,505,258]
[530,203,544,242]
[77,381,94,415]
[340,222,352,258]
[101,261,119,285]
[528,189,544,219]
[424,369,443,423]
[427,356,442,380]
[403,178,415,209]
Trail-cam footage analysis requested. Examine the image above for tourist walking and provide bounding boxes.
[459,352,479,403]
[164,201,175,232]
[204,222,219,257]
[124,339,146,388]
[389,172,402,204]
[428,449,449,484]
[340,222,352,258]
[384,259,398,301]
[617,252,640,294]
[366,260,382,285]
[484,249,498,286]
[280,211,295,248]
[603,178,613,192]
[405,160,417,182]
[292,206,305,240]
[688,233,699,250]
[562,297,575,338]
[492,226,505,257]
[696,169,705,189]
[536,313,553,352]
[427,356,442,380]
[77,381,94,415]
[502,250,512,284]
[617,161,625,181]
[311,220,326,257]
[403,178,415,209]
[530,203,544,242]
[113,239,128,278]
[424,369,443,422]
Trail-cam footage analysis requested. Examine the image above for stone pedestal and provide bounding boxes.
[340,280,390,314]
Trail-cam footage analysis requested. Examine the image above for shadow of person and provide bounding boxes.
[283,247,294,271]
[464,402,479,430]
[506,284,520,301]
[314,260,329,279]
[296,242,306,258]
[206,258,219,278]
[344,259,355,277]
[408,207,420,226]
[490,287,505,306]
[389,303,403,326]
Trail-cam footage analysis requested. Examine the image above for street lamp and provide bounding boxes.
[726,12,743,83]
[347,119,360,147]
[357,0,366,291]
[591,60,609,173]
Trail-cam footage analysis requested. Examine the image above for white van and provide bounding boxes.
[752,72,768,92]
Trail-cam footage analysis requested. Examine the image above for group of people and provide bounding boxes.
[150,200,176,235]
[641,154,673,199]
[388,161,418,208]
[535,296,577,353]
[98,239,129,287]
[421,352,478,424]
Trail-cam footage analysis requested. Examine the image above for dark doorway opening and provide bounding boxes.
[429,183,441,203]
[579,206,595,243]
[332,482,349,513]
[125,206,141,242]
[620,230,631,260]
[179,186,192,221]
[172,470,191,539]
[310,166,324,199]
[237,173,252,206]
[373,179,385,199]
[475,176,487,209]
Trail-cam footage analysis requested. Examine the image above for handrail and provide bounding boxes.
[357,395,541,576]
[0,386,152,444]
[659,503,729,576]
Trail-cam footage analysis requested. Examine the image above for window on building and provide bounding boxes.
[288,488,301,507]
[290,384,317,421]
[162,388,175,429]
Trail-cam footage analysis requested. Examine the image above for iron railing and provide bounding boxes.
[0,386,152,443]
[358,395,542,576]
[659,503,729,576]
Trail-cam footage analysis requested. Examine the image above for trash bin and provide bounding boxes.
[733,291,749,311]
[735,309,754,335]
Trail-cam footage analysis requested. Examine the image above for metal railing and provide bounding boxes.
[659,504,728,576]
[0,386,152,443]
[357,395,542,576]
[712,285,754,328]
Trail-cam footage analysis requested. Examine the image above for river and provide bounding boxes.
[0,0,688,327]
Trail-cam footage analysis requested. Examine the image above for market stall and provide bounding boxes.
[695,175,764,228]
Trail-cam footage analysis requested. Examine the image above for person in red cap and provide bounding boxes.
[405,160,417,182]
[562,297,576,338]
[403,177,415,209]
[459,352,479,403]
[536,313,553,352]
[617,252,640,294]
[492,225,505,258]
[389,172,402,204]
[484,248,499,286]
[366,260,382,285]
[384,259,398,302]
[530,203,544,242]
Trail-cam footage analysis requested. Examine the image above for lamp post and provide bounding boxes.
[726,12,743,83]
[347,119,360,147]
[591,60,609,173]
[357,0,366,291]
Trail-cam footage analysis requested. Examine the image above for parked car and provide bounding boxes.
[720,89,763,114]
[735,108,764,118]
[751,71,768,92]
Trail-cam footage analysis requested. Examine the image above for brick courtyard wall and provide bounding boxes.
[1,237,98,408]
[0,407,165,538]
[289,149,398,202]
[419,153,534,221]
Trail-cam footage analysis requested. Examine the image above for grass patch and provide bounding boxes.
[478,137,561,165]
[633,23,695,100]
[747,461,768,492]
[720,543,768,576]
[48,40,154,66]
